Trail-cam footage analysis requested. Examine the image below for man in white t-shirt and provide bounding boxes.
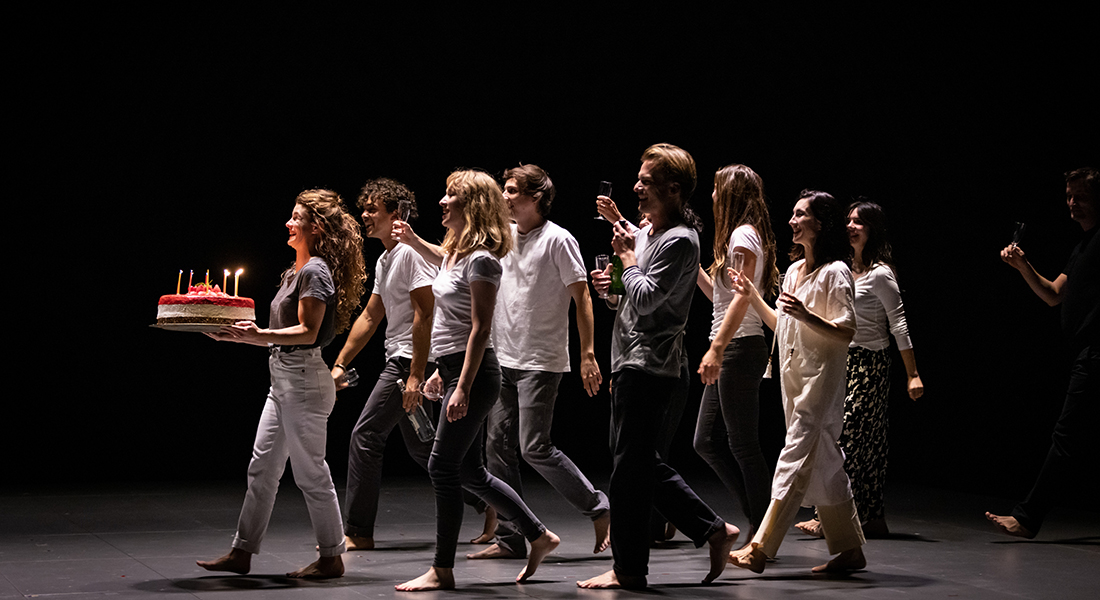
[466,164,610,559]
[331,178,493,550]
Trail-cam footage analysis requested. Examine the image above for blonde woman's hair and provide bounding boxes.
[710,164,779,297]
[441,170,512,259]
[291,189,367,334]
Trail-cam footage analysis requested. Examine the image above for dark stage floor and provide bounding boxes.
[1,475,1097,599]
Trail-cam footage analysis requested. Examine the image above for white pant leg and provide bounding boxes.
[233,392,290,554]
[233,348,345,557]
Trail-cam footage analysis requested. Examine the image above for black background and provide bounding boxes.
[11,4,1098,508]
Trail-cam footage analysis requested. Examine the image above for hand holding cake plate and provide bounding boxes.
[203,321,269,345]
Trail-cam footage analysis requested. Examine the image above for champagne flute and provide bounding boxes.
[731,250,745,287]
[594,254,610,299]
[594,254,611,297]
[595,181,613,221]
[1011,221,1026,248]
[778,273,790,320]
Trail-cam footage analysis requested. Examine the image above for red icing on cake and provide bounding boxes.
[158,294,255,308]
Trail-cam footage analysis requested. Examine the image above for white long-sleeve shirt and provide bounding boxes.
[850,263,912,352]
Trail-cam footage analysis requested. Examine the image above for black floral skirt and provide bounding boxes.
[838,345,892,523]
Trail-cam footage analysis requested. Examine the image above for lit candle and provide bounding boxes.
[205,270,209,287]
[234,268,244,297]
[176,270,182,295]
[188,270,194,290]
[223,269,229,292]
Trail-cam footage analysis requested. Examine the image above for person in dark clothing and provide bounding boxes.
[986,167,1099,538]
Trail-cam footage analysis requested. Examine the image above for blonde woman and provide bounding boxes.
[198,189,366,579]
[391,170,559,591]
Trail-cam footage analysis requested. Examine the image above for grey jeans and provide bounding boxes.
[485,366,609,556]
[233,347,345,557]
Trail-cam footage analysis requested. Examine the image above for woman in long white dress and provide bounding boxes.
[729,190,867,574]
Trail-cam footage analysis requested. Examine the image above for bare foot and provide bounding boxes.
[287,555,344,579]
[985,512,1036,539]
[577,569,646,589]
[811,547,866,573]
[197,548,251,574]
[795,518,824,538]
[345,535,375,551]
[703,522,740,583]
[517,530,560,583]
[729,543,766,574]
[593,512,611,554]
[466,542,521,560]
[396,567,455,591]
[470,505,497,544]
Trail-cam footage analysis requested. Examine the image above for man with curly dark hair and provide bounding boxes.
[329,177,441,551]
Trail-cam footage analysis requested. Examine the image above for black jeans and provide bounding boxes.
[1011,344,1099,534]
[610,368,725,578]
[429,349,545,568]
[649,357,691,540]
[693,336,770,533]
[345,357,432,537]
[344,357,485,538]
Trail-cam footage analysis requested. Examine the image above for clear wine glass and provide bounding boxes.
[731,250,745,286]
[595,181,613,221]
[594,254,610,299]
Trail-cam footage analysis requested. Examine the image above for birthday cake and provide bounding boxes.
[156,284,255,330]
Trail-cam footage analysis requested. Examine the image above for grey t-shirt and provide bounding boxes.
[270,256,336,349]
[612,224,700,378]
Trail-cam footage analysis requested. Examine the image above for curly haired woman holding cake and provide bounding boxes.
[390,170,559,591]
[198,188,366,579]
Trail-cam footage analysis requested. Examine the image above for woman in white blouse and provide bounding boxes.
[391,170,558,592]
[796,201,924,538]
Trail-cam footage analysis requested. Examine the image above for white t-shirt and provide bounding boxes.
[431,249,502,358]
[373,243,438,360]
[850,262,912,351]
[709,224,766,340]
[494,221,587,372]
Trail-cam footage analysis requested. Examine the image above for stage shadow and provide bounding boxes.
[725,571,932,588]
[158,574,376,592]
[872,532,939,542]
[649,540,695,550]
[355,541,435,552]
[796,533,939,543]
[542,553,614,564]
[992,535,1099,546]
